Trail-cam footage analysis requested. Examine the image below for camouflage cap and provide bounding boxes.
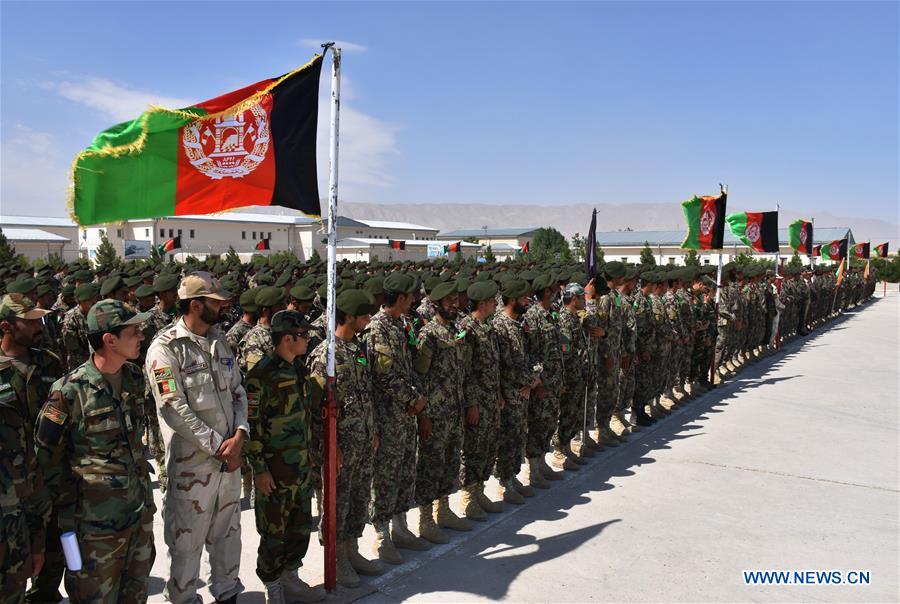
[177,271,231,300]
[254,285,287,308]
[6,277,37,294]
[564,282,586,296]
[336,289,377,316]
[467,280,499,301]
[270,310,310,334]
[430,281,457,302]
[75,283,100,303]
[0,293,50,321]
[86,299,151,334]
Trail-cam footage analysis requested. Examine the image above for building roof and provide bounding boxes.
[355,219,437,232]
[438,227,541,238]
[336,238,479,249]
[595,227,853,247]
[145,212,319,225]
[0,215,77,228]
[0,228,70,242]
[484,242,518,251]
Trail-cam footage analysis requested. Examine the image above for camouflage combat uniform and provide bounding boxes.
[34,361,155,604]
[492,311,535,482]
[523,303,563,458]
[631,289,657,411]
[245,352,316,583]
[554,306,587,450]
[225,318,254,356]
[61,307,90,372]
[238,323,273,374]
[617,292,637,413]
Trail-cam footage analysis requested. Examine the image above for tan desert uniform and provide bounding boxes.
[145,272,248,604]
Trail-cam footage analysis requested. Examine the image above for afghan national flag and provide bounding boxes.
[444,241,461,254]
[522,241,531,254]
[161,236,181,253]
[726,211,779,253]
[388,239,406,250]
[787,219,813,254]
[812,244,821,257]
[853,241,870,259]
[681,192,727,250]
[256,238,271,251]
[825,238,848,260]
[875,242,889,258]
[70,55,324,226]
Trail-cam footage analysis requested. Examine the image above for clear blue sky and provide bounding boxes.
[2,1,897,223]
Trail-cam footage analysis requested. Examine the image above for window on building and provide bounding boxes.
[116,229,123,238]
[668,257,676,265]
[145,228,149,237]
[242,231,246,240]
[177,229,182,237]
[268,232,272,239]
[160,228,165,237]
[621,257,627,263]
[190,229,195,239]
[704,258,710,265]
[252,231,256,239]
[168,229,173,237]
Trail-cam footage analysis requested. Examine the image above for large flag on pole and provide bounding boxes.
[726,211,779,252]
[853,241,870,258]
[70,55,324,226]
[825,238,848,261]
[585,208,598,280]
[875,242,890,258]
[681,192,727,250]
[787,219,813,254]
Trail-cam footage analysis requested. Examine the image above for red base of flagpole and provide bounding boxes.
[323,376,338,591]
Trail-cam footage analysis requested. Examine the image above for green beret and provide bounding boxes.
[275,271,292,288]
[7,278,37,294]
[100,276,126,296]
[62,284,76,296]
[134,284,156,298]
[336,289,377,316]
[531,273,553,291]
[153,274,179,293]
[72,269,93,281]
[289,285,315,302]
[467,280,498,301]
[383,272,415,294]
[500,278,528,299]
[74,283,100,303]
[124,275,144,288]
[430,281,457,302]
[255,286,287,309]
[424,276,442,293]
[363,276,384,296]
[239,289,259,313]
[604,261,625,279]
[255,271,275,286]
[270,310,310,334]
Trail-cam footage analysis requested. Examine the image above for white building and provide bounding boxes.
[335,238,480,263]
[437,227,540,259]
[595,227,853,266]
[0,215,81,261]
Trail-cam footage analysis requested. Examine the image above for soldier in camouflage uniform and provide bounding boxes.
[239,286,287,374]
[492,278,538,502]
[457,280,504,519]
[714,266,740,380]
[308,289,381,587]
[597,263,626,442]
[523,273,564,486]
[366,272,429,563]
[225,289,257,356]
[34,299,155,604]
[631,273,659,425]
[0,295,53,604]
[552,282,589,469]
[615,268,639,433]
[61,283,99,372]
[244,311,324,604]
[145,273,247,604]
[146,274,180,335]
[412,282,470,541]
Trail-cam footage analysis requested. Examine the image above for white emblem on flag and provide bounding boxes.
[799,226,807,245]
[746,222,761,243]
[183,103,270,180]
[830,243,839,256]
[699,208,715,236]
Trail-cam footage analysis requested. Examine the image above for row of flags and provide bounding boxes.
[679,190,890,259]
[157,236,270,254]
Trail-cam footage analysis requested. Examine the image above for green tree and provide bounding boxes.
[530,227,571,262]
[484,244,496,263]
[569,233,586,262]
[0,228,16,263]
[94,231,119,270]
[684,249,701,266]
[788,251,803,268]
[640,241,656,266]
[225,246,241,265]
[148,243,164,264]
[309,248,321,263]
[733,251,754,267]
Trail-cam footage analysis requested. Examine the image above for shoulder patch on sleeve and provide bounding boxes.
[154,366,178,396]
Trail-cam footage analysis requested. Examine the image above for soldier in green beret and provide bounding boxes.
[35,299,155,603]
[226,289,259,356]
[238,286,287,374]
[61,283,100,371]
[244,311,325,603]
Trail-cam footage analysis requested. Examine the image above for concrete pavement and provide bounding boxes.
[138,289,899,603]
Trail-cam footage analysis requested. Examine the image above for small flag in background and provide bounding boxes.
[444,241,461,254]
[256,238,271,251]
[812,244,821,257]
[853,241,870,259]
[835,258,846,285]
[825,238,848,261]
[788,219,814,254]
[521,241,530,254]
[726,211,779,253]
[875,242,890,258]
[160,235,181,253]
[388,239,406,250]
[585,208,597,280]
[681,192,727,250]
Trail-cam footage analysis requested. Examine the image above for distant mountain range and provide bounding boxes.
[249,201,900,245]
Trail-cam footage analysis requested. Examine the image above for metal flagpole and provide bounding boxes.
[773,203,782,350]
[810,217,815,268]
[322,42,341,592]
[709,250,723,384]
